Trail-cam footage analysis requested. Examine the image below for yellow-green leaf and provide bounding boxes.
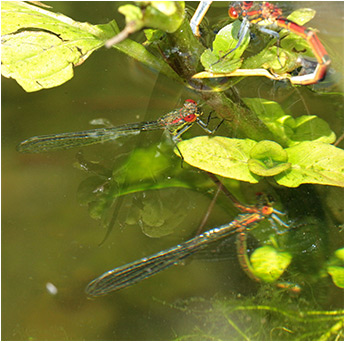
[250,246,292,283]
[177,137,260,183]
[1,1,116,92]
[275,142,344,187]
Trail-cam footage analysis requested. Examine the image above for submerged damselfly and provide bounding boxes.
[85,200,286,297]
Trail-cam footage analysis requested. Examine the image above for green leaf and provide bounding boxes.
[137,189,199,238]
[177,137,260,183]
[324,248,344,288]
[200,48,243,74]
[327,266,344,288]
[335,248,344,262]
[243,98,336,147]
[1,1,116,92]
[287,8,316,26]
[290,115,336,145]
[243,45,302,74]
[177,135,343,188]
[248,141,291,177]
[143,28,165,44]
[250,246,292,283]
[243,98,295,146]
[280,32,314,59]
[77,144,214,222]
[118,4,144,31]
[119,2,184,33]
[250,140,288,162]
[275,142,344,187]
[201,20,250,73]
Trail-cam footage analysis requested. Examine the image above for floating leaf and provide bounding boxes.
[248,141,291,177]
[105,2,184,47]
[250,246,292,283]
[178,136,343,188]
[177,136,260,183]
[250,140,288,162]
[275,142,344,187]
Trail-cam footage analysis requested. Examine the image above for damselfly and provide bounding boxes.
[17,99,214,153]
[190,1,331,85]
[85,195,287,297]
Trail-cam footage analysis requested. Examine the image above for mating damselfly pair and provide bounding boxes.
[190,1,331,85]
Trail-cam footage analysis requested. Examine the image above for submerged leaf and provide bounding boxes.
[243,98,336,147]
[289,115,336,145]
[77,144,214,225]
[250,246,292,283]
[335,248,344,262]
[327,266,344,288]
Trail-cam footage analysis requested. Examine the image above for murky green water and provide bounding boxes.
[3,2,344,340]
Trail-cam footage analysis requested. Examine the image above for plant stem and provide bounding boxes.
[161,17,276,141]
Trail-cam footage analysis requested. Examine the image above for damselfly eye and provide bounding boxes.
[261,206,273,216]
[185,99,197,105]
[183,114,197,122]
[228,7,239,19]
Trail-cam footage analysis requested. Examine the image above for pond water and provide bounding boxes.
[2,1,344,340]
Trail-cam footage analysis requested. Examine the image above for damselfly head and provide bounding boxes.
[183,99,201,121]
[229,1,254,19]
[228,2,242,19]
[257,193,290,232]
[261,205,273,216]
[185,99,197,105]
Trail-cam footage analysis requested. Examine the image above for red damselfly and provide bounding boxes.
[85,195,287,297]
[190,1,331,85]
[17,100,214,153]
[205,173,292,286]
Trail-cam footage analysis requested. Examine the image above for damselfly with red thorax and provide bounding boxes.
[85,194,288,297]
[190,1,331,85]
[17,100,216,153]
